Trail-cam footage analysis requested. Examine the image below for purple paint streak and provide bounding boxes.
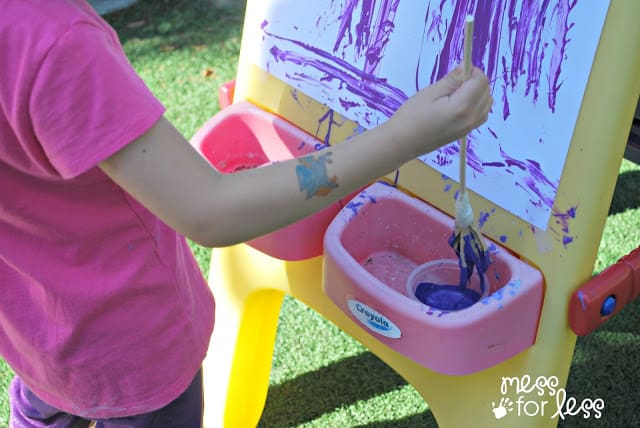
[339,98,361,110]
[500,147,558,209]
[435,153,453,166]
[432,0,471,82]
[577,290,586,311]
[290,88,300,103]
[433,133,486,175]
[332,0,402,75]
[316,109,341,149]
[500,57,511,119]
[547,0,575,112]
[333,0,359,53]
[393,169,400,185]
[483,161,506,167]
[363,0,401,75]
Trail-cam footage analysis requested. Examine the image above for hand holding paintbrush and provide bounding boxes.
[448,16,491,292]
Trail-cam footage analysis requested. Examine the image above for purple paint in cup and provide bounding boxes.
[406,259,489,311]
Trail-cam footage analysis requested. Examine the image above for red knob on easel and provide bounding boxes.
[569,246,640,336]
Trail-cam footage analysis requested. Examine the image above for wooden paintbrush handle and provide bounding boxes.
[459,15,474,193]
[463,16,474,79]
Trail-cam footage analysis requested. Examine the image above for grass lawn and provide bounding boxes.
[1,1,638,426]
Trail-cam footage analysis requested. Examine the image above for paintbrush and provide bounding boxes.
[448,15,491,291]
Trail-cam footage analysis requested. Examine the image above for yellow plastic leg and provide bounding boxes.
[203,245,288,428]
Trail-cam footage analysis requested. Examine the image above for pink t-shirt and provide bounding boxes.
[0,0,214,419]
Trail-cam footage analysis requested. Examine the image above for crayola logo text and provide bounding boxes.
[347,300,402,339]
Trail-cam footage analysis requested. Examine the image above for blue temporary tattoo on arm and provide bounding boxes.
[296,153,338,198]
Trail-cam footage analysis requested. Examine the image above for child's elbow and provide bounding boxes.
[183,215,242,249]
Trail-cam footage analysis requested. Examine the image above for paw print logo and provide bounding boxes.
[491,397,514,419]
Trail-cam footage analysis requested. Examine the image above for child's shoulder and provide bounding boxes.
[2,0,115,83]
[3,0,107,54]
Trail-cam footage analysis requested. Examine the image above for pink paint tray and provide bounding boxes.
[323,181,544,375]
[190,100,354,260]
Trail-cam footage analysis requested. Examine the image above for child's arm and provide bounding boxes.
[99,67,491,248]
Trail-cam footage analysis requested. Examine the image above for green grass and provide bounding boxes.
[0,1,638,426]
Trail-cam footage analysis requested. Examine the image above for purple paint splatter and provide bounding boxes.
[478,211,491,229]
[562,235,574,247]
[290,88,301,105]
[553,205,577,233]
[553,205,577,247]
[345,191,377,219]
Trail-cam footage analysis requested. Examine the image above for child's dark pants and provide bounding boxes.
[8,369,203,428]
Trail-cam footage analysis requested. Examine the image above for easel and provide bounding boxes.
[195,2,640,426]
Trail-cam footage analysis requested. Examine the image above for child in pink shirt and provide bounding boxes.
[0,0,491,427]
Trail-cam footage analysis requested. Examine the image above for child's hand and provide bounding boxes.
[386,66,492,160]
